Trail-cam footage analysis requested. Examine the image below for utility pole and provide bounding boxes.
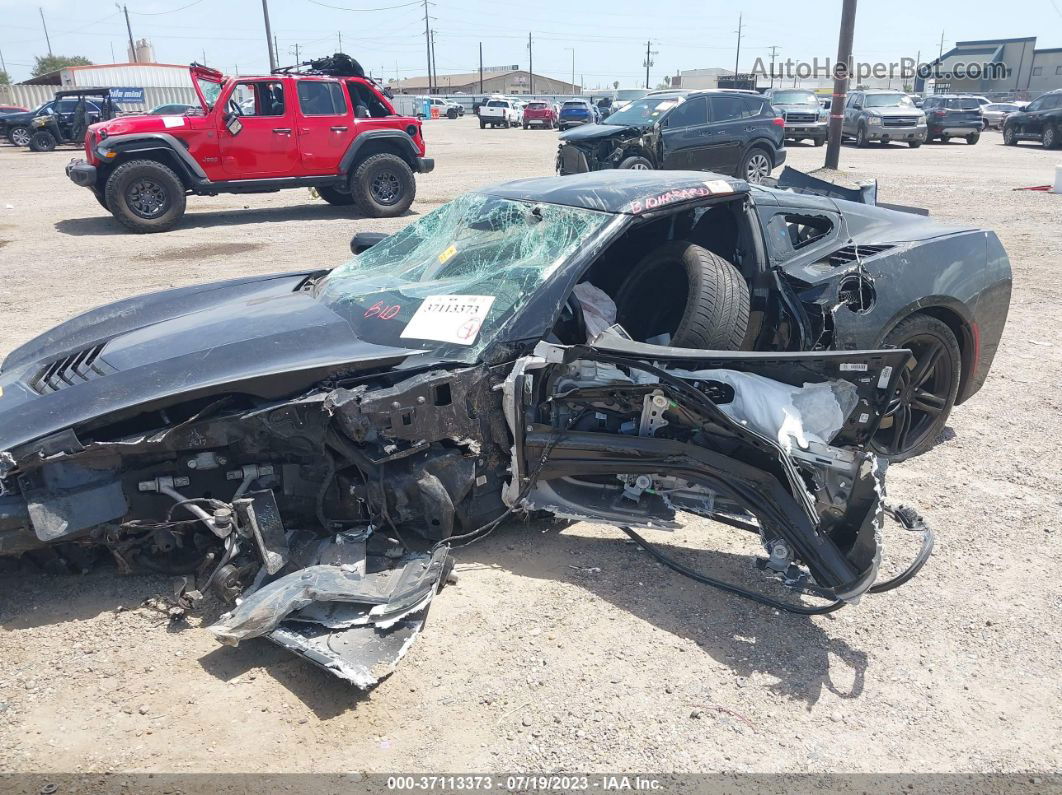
[527,33,533,94]
[565,47,574,93]
[825,0,857,170]
[733,13,743,80]
[289,42,301,64]
[767,45,780,88]
[938,29,945,60]
[422,0,433,95]
[0,45,6,76]
[261,0,277,72]
[643,40,657,89]
[338,31,343,53]
[273,34,279,66]
[121,5,135,62]
[202,48,207,65]
[430,29,437,95]
[479,42,483,93]
[39,7,53,57]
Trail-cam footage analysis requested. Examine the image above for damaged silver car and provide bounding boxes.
[0,170,1009,686]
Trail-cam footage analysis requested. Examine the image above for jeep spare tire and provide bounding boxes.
[351,153,415,218]
[613,241,750,350]
[104,159,187,233]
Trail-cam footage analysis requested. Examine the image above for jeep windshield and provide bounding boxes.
[604,96,682,126]
[772,90,819,106]
[315,193,611,360]
[864,93,915,108]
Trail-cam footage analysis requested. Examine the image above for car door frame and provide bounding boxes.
[216,77,301,178]
[842,92,864,136]
[294,76,355,175]
[659,95,709,169]
[703,95,748,171]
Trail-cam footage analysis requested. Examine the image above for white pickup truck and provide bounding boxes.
[479,98,521,129]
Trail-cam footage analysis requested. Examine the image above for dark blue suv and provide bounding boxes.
[557,99,599,131]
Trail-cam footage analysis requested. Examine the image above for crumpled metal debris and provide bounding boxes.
[208,540,450,688]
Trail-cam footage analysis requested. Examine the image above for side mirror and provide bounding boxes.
[350,231,389,255]
[355,105,370,119]
[224,112,243,136]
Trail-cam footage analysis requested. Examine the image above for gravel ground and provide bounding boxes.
[0,119,1060,775]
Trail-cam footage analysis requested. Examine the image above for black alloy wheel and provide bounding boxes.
[872,316,961,461]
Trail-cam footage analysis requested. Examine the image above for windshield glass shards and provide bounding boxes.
[316,193,611,360]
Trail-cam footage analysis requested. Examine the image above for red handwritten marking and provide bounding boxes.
[364,300,401,319]
[456,318,481,340]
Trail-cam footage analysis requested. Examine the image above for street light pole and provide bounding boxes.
[825,0,857,170]
[261,0,277,72]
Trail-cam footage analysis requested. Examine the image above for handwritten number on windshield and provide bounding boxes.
[365,301,401,320]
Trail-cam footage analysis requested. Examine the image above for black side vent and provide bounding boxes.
[31,345,114,394]
[826,244,896,267]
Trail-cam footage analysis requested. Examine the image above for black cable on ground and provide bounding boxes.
[868,504,935,594]
[619,525,847,616]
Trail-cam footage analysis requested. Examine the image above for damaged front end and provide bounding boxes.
[0,335,930,687]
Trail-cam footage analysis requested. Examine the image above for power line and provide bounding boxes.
[129,0,207,15]
[305,0,423,10]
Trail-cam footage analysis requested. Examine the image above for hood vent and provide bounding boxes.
[31,344,115,394]
[826,244,895,267]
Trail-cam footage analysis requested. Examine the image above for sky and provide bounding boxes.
[1,0,1060,87]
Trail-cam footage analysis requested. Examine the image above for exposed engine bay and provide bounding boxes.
[0,339,932,687]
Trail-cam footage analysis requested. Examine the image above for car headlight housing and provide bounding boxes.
[917,113,926,124]
[867,113,882,126]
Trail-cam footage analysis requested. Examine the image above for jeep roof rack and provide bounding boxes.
[271,52,365,78]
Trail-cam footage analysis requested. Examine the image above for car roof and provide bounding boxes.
[480,170,748,214]
[860,89,908,94]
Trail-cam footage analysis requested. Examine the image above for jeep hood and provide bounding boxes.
[0,272,424,453]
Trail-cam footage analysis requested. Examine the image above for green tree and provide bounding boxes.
[31,54,92,78]
[0,70,10,85]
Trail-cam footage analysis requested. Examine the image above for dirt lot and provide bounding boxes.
[0,119,1060,775]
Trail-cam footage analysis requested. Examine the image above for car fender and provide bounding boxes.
[97,132,208,184]
[740,137,778,164]
[339,129,419,174]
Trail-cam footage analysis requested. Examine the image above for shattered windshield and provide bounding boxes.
[316,193,611,360]
[195,76,223,109]
[604,96,682,126]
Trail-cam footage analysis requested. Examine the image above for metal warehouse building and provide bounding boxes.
[2,62,199,112]
[920,36,1062,98]
[390,69,580,95]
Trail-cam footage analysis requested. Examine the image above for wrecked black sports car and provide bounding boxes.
[0,170,1010,686]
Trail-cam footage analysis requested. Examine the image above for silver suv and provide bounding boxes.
[842,90,927,148]
[764,87,829,146]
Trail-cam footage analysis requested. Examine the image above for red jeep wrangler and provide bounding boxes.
[66,63,433,233]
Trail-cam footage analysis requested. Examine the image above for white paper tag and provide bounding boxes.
[400,295,495,346]
[161,116,185,128]
[839,362,868,372]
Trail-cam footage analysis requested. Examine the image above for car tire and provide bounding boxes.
[479,119,486,129]
[28,131,57,152]
[104,159,187,233]
[317,184,355,206]
[92,188,109,211]
[942,134,951,143]
[813,137,825,147]
[613,242,750,350]
[523,122,529,129]
[1044,124,1060,149]
[1002,124,1017,145]
[446,108,458,119]
[7,125,31,147]
[965,133,979,145]
[872,314,961,462]
[736,146,773,184]
[908,140,922,148]
[856,124,869,147]
[351,153,415,218]
[618,155,653,170]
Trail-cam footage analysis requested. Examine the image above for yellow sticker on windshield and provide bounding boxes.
[438,245,458,264]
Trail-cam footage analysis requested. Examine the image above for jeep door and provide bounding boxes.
[295,78,356,174]
[218,79,300,177]
[659,96,709,169]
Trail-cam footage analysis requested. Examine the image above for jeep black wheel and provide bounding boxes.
[105,159,187,233]
[317,184,355,206]
[872,315,961,462]
[28,131,57,152]
[92,188,109,211]
[7,125,31,146]
[351,153,415,218]
[737,147,772,183]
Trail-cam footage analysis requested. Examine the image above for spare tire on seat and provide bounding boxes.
[612,241,750,350]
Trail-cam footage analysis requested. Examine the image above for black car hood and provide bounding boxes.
[559,123,645,142]
[0,110,35,125]
[0,271,424,453]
